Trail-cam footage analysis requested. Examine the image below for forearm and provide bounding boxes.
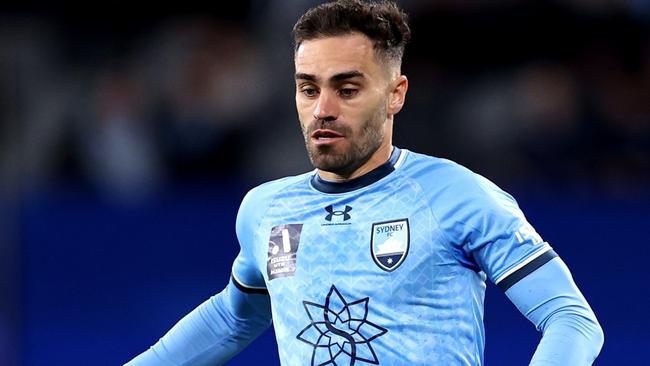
[506,258,604,366]
[530,308,603,365]
[125,279,272,366]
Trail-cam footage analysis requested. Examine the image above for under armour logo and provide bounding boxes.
[324,205,352,222]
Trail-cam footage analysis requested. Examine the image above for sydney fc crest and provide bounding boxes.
[371,218,409,272]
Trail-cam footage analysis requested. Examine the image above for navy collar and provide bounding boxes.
[311,147,402,194]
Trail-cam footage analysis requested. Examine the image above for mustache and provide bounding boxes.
[305,119,351,136]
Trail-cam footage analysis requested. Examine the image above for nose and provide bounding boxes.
[313,90,339,121]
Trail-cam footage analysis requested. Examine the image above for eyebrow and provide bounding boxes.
[295,73,317,82]
[295,70,365,83]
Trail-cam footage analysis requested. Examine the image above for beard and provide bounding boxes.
[301,103,386,178]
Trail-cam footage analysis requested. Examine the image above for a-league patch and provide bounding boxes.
[370,218,409,272]
[267,223,303,280]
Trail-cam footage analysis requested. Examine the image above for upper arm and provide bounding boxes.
[505,257,600,332]
[429,164,603,363]
[232,188,268,292]
[506,258,604,365]
[434,169,555,286]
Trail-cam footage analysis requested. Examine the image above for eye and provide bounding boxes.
[300,87,318,98]
[339,88,358,98]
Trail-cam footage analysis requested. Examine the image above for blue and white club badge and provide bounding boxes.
[371,218,410,272]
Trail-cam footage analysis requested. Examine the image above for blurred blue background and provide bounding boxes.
[1,1,648,365]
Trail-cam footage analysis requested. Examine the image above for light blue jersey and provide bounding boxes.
[125,146,602,366]
[232,147,556,366]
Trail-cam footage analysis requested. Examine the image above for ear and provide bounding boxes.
[388,75,408,115]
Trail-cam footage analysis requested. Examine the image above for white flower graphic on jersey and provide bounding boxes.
[297,285,387,365]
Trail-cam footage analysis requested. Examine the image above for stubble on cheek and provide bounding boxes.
[299,94,387,176]
[301,118,384,176]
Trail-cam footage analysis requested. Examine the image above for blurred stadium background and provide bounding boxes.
[1,0,648,365]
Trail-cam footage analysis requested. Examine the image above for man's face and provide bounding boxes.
[294,33,395,178]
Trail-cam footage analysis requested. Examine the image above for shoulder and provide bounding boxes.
[241,172,313,208]
[400,150,482,189]
[237,171,313,228]
[400,150,518,214]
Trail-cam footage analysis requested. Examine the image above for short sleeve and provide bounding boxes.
[433,167,556,291]
[231,188,268,294]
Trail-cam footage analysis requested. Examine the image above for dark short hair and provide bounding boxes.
[292,0,411,67]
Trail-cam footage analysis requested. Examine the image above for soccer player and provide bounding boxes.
[125,1,604,365]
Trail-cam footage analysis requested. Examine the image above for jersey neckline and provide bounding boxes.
[310,147,403,194]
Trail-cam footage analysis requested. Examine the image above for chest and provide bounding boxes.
[253,183,458,298]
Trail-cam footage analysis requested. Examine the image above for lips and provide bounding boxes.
[311,129,345,144]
